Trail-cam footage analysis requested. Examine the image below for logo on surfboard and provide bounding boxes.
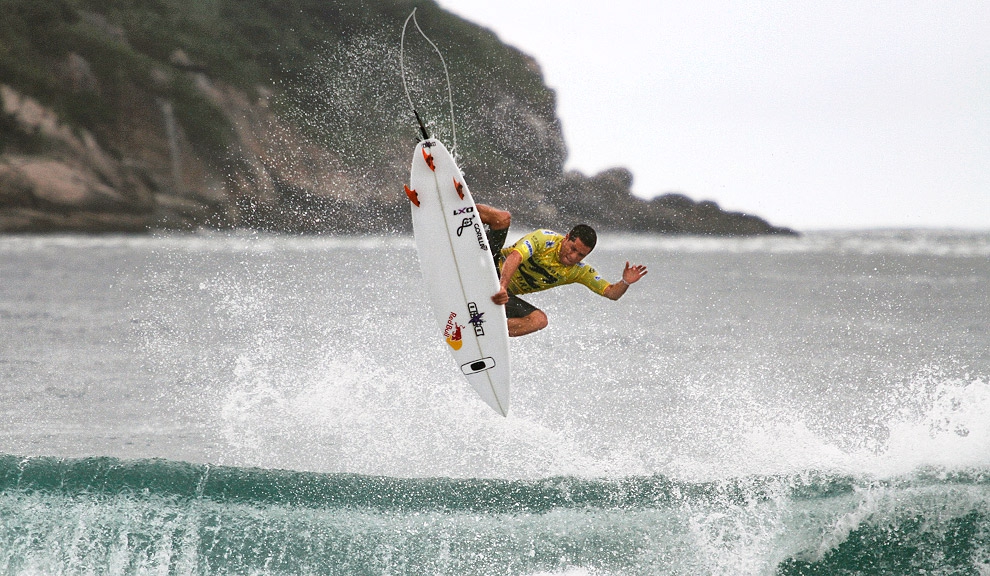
[467,301,485,337]
[444,311,464,350]
[455,214,488,251]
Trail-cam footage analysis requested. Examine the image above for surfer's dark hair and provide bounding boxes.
[568,224,597,250]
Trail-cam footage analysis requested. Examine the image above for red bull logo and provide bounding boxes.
[444,312,464,350]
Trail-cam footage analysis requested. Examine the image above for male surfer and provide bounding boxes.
[477,204,648,337]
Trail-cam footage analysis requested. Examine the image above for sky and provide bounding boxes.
[435,0,990,230]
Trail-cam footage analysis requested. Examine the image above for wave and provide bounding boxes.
[0,454,863,512]
[2,455,987,575]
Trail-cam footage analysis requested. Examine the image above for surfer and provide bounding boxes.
[478,204,648,337]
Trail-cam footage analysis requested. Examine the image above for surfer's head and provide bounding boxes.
[560,224,597,266]
[567,224,597,250]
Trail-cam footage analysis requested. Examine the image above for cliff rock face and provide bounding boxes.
[1,84,154,231]
[0,1,795,236]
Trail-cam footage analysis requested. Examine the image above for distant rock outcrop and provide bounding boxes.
[547,168,795,235]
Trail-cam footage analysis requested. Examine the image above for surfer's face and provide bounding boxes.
[559,235,592,266]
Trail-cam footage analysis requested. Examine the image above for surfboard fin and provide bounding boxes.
[422,147,436,171]
[453,178,465,200]
[404,184,420,207]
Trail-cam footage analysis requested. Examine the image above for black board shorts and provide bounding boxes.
[486,226,541,320]
[504,293,539,319]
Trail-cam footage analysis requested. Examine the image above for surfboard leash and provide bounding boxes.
[400,8,458,155]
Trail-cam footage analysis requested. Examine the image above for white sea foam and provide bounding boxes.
[5,230,986,484]
[215,346,642,478]
[670,373,990,481]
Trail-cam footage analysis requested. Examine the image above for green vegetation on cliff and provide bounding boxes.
[0,0,555,164]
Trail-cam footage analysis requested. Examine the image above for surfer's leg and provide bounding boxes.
[479,204,511,263]
[477,204,510,230]
[507,310,548,337]
[487,228,509,264]
[505,294,547,337]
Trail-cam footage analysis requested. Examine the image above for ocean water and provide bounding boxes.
[1,229,988,575]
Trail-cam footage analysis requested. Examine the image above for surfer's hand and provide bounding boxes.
[622,262,648,284]
[492,288,509,306]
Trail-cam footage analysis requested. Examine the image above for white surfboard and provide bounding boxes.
[405,138,511,416]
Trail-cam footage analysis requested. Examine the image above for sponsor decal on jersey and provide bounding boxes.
[444,311,464,350]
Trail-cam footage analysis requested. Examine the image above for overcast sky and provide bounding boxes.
[435,0,990,230]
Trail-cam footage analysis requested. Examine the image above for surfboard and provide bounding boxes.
[405,138,511,416]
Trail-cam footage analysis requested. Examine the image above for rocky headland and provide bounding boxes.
[0,0,796,236]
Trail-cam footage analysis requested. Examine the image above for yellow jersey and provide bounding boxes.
[500,229,611,296]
